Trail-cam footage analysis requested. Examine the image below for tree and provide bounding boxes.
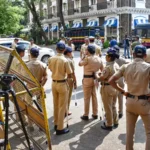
[0,0,25,35]
[24,0,48,44]
[57,0,66,31]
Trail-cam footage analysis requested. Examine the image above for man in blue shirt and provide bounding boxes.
[110,36,117,47]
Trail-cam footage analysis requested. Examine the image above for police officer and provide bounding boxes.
[11,38,19,50]
[12,45,28,126]
[110,36,117,48]
[89,36,102,57]
[28,38,36,60]
[109,45,150,150]
[113,45,129,118]
[26,47,48,106]
[80,37,89,59]
[98,48,119,130]
[48,42,72,135]
[64,46,77,115]
[79,44,103,120]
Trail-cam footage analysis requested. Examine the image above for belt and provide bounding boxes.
[127,93,149,100]
[83,75,94,78]
[101,83,110,86]
[53,80,66,83]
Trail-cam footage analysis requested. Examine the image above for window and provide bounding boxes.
[91,0,96,5]
[107,27,117,36]
[53,6,56,14]
[75,0,80,8]
[0,43,11,48]
[17,42,29,49]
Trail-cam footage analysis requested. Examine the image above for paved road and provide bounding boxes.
[44,49,145,150]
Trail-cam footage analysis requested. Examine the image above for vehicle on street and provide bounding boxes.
[0,40,55,64]
[135,23,150,48]
[64,26,104,50]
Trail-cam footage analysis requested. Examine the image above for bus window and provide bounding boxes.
[147,29,150,38]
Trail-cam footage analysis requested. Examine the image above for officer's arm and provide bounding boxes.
[79,57,88,66]
[41,68,48,86]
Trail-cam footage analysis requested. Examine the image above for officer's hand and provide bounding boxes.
[123,91,129,97]
[148,97,150,102]
[74,83,77,89]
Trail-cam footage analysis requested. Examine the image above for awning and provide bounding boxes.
[43,26,48,32]
[86,21,98,27]
[103,18,118,27]
[72,22,82,28]
[134,19,149,26]
[50,26,58,32]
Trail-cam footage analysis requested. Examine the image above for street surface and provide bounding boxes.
[45,48,145,150]
[8,48,146,150]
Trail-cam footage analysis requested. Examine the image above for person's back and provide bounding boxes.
[110,38,117,47]
[122,60,150,95]
[26,58,47,84]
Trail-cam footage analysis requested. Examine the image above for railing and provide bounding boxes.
[47,1,132,19]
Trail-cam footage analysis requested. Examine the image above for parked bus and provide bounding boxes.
[135,23,150,48]
[64,26,104,50]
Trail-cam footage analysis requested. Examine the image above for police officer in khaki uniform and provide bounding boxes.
[98,48,119,131]
[12,45,28,125]
[80,37,89,59]
[79,44,103,120]
[26,47,48,106]
[109,45,150,150]
[48,42,72,135]
[89,36,102,57]
[64,46,77,115]
[113,45,129,118]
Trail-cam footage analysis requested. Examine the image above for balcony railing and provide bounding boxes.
[47,2,121,19]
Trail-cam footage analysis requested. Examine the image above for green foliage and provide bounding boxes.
[103,40,110,49]
[0,0,25,35]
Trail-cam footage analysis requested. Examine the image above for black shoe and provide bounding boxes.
[101,122,113,131]
[54,125,57,131]
[125,57,127,59]
[119,113,123,119]
[56,128,69,135]
[113,124,119,128]
[128,57,130,59]
[92,114,98,119]
[80,115,89,120]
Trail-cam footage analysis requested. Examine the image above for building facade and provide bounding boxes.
[40,0,150,42]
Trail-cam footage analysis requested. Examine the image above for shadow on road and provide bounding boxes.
[118,118,146,146]
[49,118,110,150]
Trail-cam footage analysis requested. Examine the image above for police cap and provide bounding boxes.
[113,45,120,52]
[89,36,95,39]
[30,47,39,56]
[56,42,66,50]
[16,45,25,53]
[64,46,72,55]
[134,45,146,56]
[106,48,117,58]
[87,44,95,54]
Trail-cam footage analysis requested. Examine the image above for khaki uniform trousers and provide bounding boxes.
[126,97,150,150]
[52,82,68,130]
[118,78,124,114]
[83,81,98,116]
[0,126,4,139]
[67,78,74,110]
[101,85,118,126]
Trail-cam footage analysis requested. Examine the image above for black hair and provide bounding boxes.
[107,54,116,61]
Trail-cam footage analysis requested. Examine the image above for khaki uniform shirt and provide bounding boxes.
[114,58,150,96]
[48,53,72,80]
[11,42,17,50]
[80,55,103,87]
[131,41,141,50]
[26,58,47,84]
[65,56,75,72]
[80,43,88,58]
[100,61,119,83]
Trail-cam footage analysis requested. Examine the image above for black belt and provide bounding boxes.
[127,93,149,100]
[101,83,110,86]
[83,75,94,78]
[53,80,66,83]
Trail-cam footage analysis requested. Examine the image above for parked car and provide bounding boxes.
[0,40,55,64]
